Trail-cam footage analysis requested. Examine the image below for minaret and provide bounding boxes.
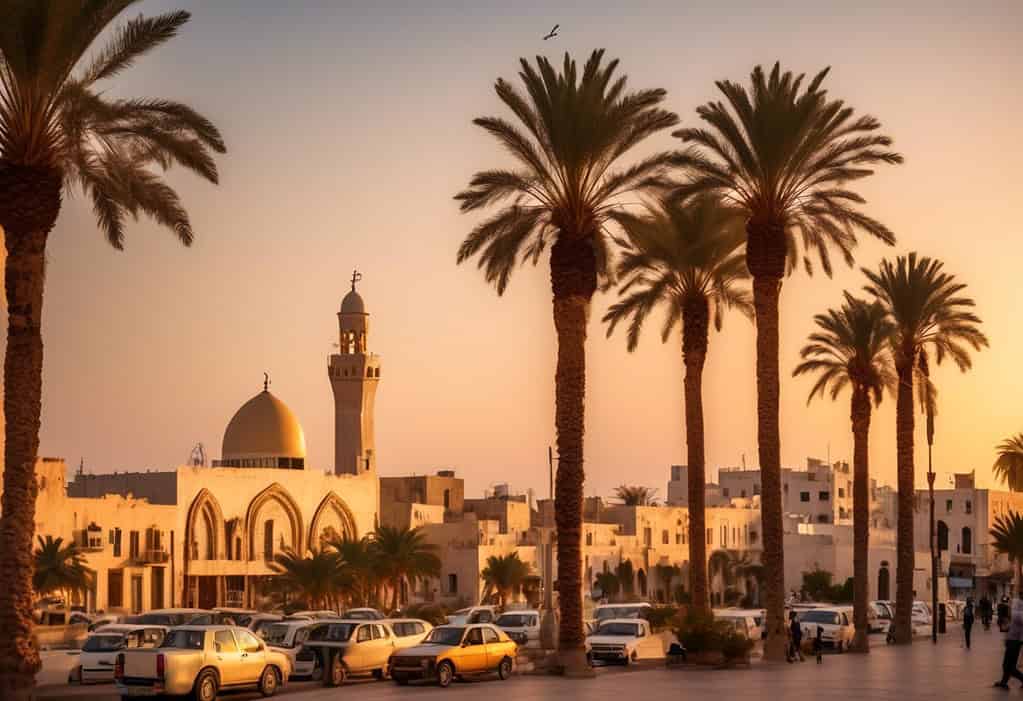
[328,271,380,476]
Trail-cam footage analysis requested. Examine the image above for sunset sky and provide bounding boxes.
[5,1,1022,500]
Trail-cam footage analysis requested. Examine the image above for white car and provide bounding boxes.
[798,607,855,652]
[446,606,498,625]
[262,620,318,679]
[71,624,167,684]
[495,609,540,648]
[585,618,663,665]
[592,602,652,626]
[386,618,434,649]
[344,607,386,620]
[713,610,760,640]
[912,601,932,626]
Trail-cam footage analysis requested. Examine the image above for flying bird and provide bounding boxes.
[543,24,559,40]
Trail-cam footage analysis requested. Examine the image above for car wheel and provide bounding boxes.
[259,667,279,697]
[837,641,844,654]
[193,669,218,701]
[326,653,347,687]
[393,673,409,686]
[373,667,388,681]
[437,660,455,688]
[497,657,512,680]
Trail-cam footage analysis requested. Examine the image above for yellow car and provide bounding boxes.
[387,623,517,687]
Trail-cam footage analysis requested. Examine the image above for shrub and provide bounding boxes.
[646,605,680,632]
[674,608,753,663]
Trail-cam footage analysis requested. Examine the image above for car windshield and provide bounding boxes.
[451,609,471,617]
[596,622,639,636]
[496,614,533,627]
[596,607,644,621]
[83,635,124,652]
[424,627,465,646]
[160,630,204,649]
[252,619,278,635]
[263,624,295,647]
[800,611,841,625]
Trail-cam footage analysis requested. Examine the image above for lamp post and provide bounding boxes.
[927,407,937,644]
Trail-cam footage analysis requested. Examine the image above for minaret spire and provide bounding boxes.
[350,269,362,291]
[263,372,270,392]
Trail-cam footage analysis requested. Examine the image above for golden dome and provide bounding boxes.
[221,390,306,462]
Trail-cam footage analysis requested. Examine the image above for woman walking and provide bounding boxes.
[994,594,1023,689]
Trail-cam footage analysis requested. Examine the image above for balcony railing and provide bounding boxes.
[138,548,169,564]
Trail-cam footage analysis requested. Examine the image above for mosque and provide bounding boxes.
[31,277,383,612]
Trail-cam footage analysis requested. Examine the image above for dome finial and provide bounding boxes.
[350,269,362,292]
[263,371,270,392]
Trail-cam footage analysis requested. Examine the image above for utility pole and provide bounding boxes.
[927,405,937,644]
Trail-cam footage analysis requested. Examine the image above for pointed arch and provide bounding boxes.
[245,483,303,560]
[185,489,225,561]
[309,492,358,548]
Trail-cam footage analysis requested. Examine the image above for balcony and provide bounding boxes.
[137,548,169,564]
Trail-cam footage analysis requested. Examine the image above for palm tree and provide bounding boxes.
[593,571,620,602]
[793,294,894,652]
[369,526,441,612]
[671,62,902,659]
[653,564,681,603]
[603,194,750,612]
[612,485,660,506]
[267,548,350,612]
[991,512,1023,590]
[32,536,93,608]
[327,535,378,608]
[454,50,679,669]
[481,552,532,607]
[615,559,635,598]
[994,435,1023,491]
[0,5,224,691]
[863,253,987,643]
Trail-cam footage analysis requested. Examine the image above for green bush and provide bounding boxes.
[646,605,680,632]
[674,608,753,662]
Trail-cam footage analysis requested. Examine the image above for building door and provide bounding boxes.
[878,563,890,601]
[151,568,165,610]
[130,575,143,613]
[198,576,218,609]
[108,570,124,609]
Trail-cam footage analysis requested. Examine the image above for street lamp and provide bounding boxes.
[926,403,937,644]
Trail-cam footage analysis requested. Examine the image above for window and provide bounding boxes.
[483,627,500,643]
[662,530,669,545]
[817,514,829,524]
[753,483,761,496]
[722,488,730,497]
[129,531,140,559]
[214,630,237,653]
[643,528,652,546]
[443,489,451,510]
[946,499,953,513]
[800,492,810,502]
[675,532,682,545]
[706,528,713,545]
[113,528,122,558]
[586,532,593,546]
[838,488,845,498]
[740,489,747,498]
[466,628,484,645]
[237,630,262,653]
[962,527,973,554]
[721,525,727,547]
[447,573,458,593]
[819,491,830,501]
[356,626,372,642]
[965,500,972,515]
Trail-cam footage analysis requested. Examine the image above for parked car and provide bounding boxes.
[913,601,933,626]
[344,607,386,620]
[71,624,167,684]
[87,614,127,633]
[387,619,434,649]
[300,620,397,686]
[126,608,210,627]
[585,618,663,665]
[592,602,652,625]
[713,610,761,640]
[446,606,498,625]
[869,601,892,633]
[261,620,319,680]
[115,625,290,700]
[387,623,517,687]
[495,609,541,647]
[246,613,285,635]
[798,607,855,652]
[286,610,339,621]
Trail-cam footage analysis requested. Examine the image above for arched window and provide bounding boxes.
[263,521,274,561]
[962,527,973,554]
[878,562,890,601]
[447,573,458,594]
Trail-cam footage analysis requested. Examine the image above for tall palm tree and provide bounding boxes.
[454,49,679,669]
[32,536,93,607]
[0,5,224,692]
[612,485,660,506]
[863,253,987,643]
[327,535,378,608]
[994,435,1023,491]
[603,194,750,612]
[991,512,1023,590]
[481,552,532,607]
[267,548,350,612]
[793,294,894,652]
[369,526,440,612]
[671,63,902,659]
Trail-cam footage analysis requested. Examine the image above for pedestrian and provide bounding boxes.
[993,593,1023,689]
[813,625,824,664]
[981,595,994,630]
[999,596,1011,633]
[963,597,975,649]
[787,611,804,662]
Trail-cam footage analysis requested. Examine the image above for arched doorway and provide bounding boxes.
[878,561,891,601]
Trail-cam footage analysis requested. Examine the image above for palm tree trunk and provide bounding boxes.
[893,359,915,644]
[752,275,786,661]
[549,236,595,676]
[0,163,62,701]
[682,296,710,613]
[851,388,872,653]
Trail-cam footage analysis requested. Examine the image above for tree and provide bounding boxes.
[369,526,441,612]
[994,435,1023,492]
[267,548,350,612]
[481,552,532,607]
[991,512,1023,589]
[32,536,93,607]
[326,535,378,608]
[593,571,620,602]
[454,49,679,670]
[863,253,987,643]
[793,294,894,652]
[603,194,750,612]
[800,566,834,602]
[612,485,660,506]
[672,62,901,660]
[0,5,224,694]
[615,559,635,598]
[653,564,681,603]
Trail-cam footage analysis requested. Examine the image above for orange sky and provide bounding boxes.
[3,1,1021,500]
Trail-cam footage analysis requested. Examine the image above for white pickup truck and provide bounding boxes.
[115,625,291,701]
[585,618,664,665]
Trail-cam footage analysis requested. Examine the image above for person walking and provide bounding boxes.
[813,625,824,664]
[963,597,975,649]
[994,593,1023,689]
[787,611,804,662]
[981,596,994,630]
